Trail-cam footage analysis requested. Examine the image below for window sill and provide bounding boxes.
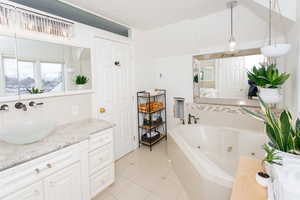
[0,89,94,103]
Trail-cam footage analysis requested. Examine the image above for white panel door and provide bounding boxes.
[216,57,248,99]
[44,162,81,200]
[94,38,134,160]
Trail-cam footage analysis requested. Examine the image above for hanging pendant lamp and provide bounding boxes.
[261,0,291,57]
[227,1,238,52]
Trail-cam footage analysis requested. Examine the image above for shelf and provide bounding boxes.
[0,89,94,103]
[141,133,166,146]
[137,89,167,151]
[139,121,165,130]
[138,93,165,98]
[138,107,165,114]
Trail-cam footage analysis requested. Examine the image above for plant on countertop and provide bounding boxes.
[242,97,300,157]
[75,75,88,85]
[259,144,282,178]
[26,87,44,94]
[247,64,290,88]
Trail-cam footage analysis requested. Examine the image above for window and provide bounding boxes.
[40,62,64,93]
[3,58,18,94]
[18,61,35,94]
[3,58,35,94]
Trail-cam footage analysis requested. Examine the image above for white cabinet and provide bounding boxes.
[88,129,115,199]
[44,162,81,200]
[2,182,43,200]
[0,127,115,200]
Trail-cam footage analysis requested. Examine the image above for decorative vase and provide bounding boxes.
[268,150,300,200]
[258,88,281,104]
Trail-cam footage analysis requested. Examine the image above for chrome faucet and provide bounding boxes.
[29,101,44,107]
[15,102,27,111]
[188,114,199,124]
[0,104,9,111]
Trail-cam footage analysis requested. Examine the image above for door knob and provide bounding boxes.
[99,107,106,113]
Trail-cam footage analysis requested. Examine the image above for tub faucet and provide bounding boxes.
[15,102,27,111]
[188,114,199,124]
[0,104,9,111]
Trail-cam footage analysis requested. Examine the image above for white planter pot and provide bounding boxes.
[261,44,291,57]
[268,151,300,200]
[258,88,281,104]
[76,84,85,90]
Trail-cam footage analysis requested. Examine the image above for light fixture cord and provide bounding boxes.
[268,0,272,46]
[231,4,233,38]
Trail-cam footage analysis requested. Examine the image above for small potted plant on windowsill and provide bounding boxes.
[247,64,290,104]
[75,75,88,90]
[26,87,44,94]
[243,97,300,199]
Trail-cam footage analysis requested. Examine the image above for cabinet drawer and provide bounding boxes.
[2,181,43,200]
[90,164,114,198]
[89,128,113,152]
[89,143,113,175]
[0,141,88,198]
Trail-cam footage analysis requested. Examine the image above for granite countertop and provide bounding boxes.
[0,119,115,172]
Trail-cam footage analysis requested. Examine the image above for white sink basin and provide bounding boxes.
[0,120,56,145]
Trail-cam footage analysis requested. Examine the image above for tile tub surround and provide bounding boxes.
[184,103,266,132]
[0,119,115,172]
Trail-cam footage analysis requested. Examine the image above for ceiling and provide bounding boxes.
[58,0,229,29]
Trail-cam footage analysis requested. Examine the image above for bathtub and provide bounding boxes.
[167,124,266,200]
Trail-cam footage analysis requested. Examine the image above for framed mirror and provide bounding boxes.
[0,36,92,97]
[193,48,265,107]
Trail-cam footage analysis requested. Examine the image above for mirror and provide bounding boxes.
[0,35,18,97]
[0,36,92,97]
[193,48,265,107]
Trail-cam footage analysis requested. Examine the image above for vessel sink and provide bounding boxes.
[0,120,56,145]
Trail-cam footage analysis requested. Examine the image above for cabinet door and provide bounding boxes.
[2,182,43,200]
[44,162,81,200]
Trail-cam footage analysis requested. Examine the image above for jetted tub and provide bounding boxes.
[168,124,267,200]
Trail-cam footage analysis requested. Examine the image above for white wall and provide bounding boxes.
[134,5,275,126]
[284,2,300,117]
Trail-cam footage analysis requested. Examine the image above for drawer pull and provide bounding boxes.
[35,168,40,174]
[47,163,52,168]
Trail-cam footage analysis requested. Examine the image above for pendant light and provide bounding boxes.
[261,0,291,57]
[227,1,238,52]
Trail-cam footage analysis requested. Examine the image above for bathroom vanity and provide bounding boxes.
[0,119,115,200]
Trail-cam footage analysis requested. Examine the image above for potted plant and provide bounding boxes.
[75,75,88,90]
[256,144,282,187]
[247,64,290,104]
[243,98,300,200]
[26,87,44,94]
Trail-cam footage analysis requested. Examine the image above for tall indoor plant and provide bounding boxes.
[247,64,290,104]
[243,98,300,200]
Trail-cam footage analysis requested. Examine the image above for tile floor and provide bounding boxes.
[93,140,190,200]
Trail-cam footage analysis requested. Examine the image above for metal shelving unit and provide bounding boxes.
[137,89,167,151]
